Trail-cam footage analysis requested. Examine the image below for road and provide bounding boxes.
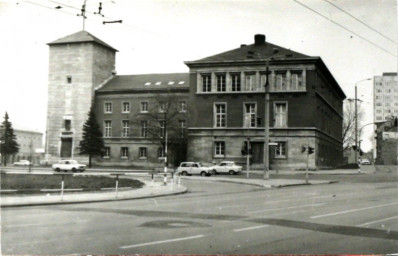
[1,166,397,254]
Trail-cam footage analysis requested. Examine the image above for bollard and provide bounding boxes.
[60,174,65,201]
[115,174,119,198]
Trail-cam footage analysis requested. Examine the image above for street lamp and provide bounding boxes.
[354,78,372,166]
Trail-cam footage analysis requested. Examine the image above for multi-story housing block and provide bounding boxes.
[185,35,346,169]
[374,72,398,123]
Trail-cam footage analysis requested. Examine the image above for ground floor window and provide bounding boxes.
[121,147,129,159]
[214,141,225,157]
[275,141,287,158]
[139,147,147,159]
[158,147,165,158]
[103,147,110,158]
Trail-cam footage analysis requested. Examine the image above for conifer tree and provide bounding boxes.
[0,112,19,166]
[79,106,105,167]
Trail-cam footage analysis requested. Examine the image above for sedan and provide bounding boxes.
[13,160,32,166]
[210,161,243,175]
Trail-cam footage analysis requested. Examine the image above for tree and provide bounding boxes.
[0,112,19,166]
[132,90,187,167]
[79,106,105,167]
[342,100,364,150]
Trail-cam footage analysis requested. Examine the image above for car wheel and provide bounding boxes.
[211,169,217,175]
[181,171,188,176]
[229,170,235,175]
[55,168,61,172]
[72,168,77,173]
[200,171,207,177]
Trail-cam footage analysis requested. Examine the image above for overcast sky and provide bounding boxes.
[0,0,397,151]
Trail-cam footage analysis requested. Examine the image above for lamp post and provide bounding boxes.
[263,58,271,180]
[355,78,371,166]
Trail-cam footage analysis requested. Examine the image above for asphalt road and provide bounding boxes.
[1,166,397,254]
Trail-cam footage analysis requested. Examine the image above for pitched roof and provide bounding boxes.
[48,30,118,52]
[98,73,190,92]
[186,35,311,64]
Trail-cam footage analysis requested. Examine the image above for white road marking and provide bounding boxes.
[248,203,325,214]
[120,234,205,249]
[233,225,269,232]
[311,202,398,219]
[357,216,398,227]
[5,223,47,228]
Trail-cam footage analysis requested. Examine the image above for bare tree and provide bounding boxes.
[132,90,187,167]
[342,101,364,150]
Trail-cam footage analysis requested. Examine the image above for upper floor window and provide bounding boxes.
[290,71,303,90]
[275,72,287,91]
[202,74,211,92]
[214,141,225,157]
[216,74,226,92]
[179,120,186,138]
[244,103,257,128]
[141,120,148,137]
[141,102,148,112]
[122,102,130,113]
[231,73,241,91]
[159,102,166,113]
[66,76,72,84]
[274,102,287,127]
[214,103,226,128]
[122,120,130,137]
[104,102,112,113]
[104,120,112,137]
[179,101,187,113]
[64,119,71,131]
[245,73,255,91]
[159,120,165,138]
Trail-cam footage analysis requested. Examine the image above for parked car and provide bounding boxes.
[210,161,243,175]
[13,160,32,166]
[360,159,371,165]
[176,162,213,176]
[52,160,86,172]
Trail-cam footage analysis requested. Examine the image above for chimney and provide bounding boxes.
[254,34,266,45]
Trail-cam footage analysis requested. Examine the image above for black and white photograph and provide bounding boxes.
[0,0,397,254]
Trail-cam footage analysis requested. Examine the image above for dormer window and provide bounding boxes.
[144,82,151,86]
[178,81,185,85]
[168,81,175,85]
[155,82,161,85]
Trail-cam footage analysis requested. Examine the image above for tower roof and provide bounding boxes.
[48,30,118,52]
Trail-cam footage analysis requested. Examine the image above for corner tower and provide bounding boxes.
[46,31,117,160]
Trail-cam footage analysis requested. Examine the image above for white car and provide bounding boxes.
[13,160,32,166]
[52,160,86,172]
[360,159,371,165]
[176,162,213,176]
[210,161,242,175]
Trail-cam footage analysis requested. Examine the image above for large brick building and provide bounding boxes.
[45,31,346,170]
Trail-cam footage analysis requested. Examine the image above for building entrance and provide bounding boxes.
[60,138,72,158]
[251,142,264,164]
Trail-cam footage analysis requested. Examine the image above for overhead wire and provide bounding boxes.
[292,0,397,57]
[322,0,397,44]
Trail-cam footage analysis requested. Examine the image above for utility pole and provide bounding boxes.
[263,59,270,180]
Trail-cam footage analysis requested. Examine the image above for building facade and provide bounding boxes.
[46,31,346,170]
[375,117,398,165]
[45,31,117,161]
[374,73,398,123]
[185,34,346,170]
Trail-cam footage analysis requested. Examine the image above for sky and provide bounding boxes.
[0,0,397,152]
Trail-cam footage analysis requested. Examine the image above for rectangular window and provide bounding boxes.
[179,120,186,138]
[231,74,241,91]
[159,102,166,113]
[275,72,287,91]
[122,102,130,113]
[291,71,303,90]
[158,147,165,158]
[244,103,257,128]
[121,147,129,158]
[104,102,112,113]
[217,74,226,92]
[139,147,147,159]
[103,147,110,158]
[202,74,211,92]
[141,120,148,137]
[214,141,225,157]
[245,74,255,91]
[104,120,112,137]
[64,119,71,131]
[179,101,187,112]
[66,76,72,84]
[275,142,286,158]
[214,103,226,128]
[141,102,148,112]
[274,102,287,127]
[122,120,130,137]
[159,120,165,137]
